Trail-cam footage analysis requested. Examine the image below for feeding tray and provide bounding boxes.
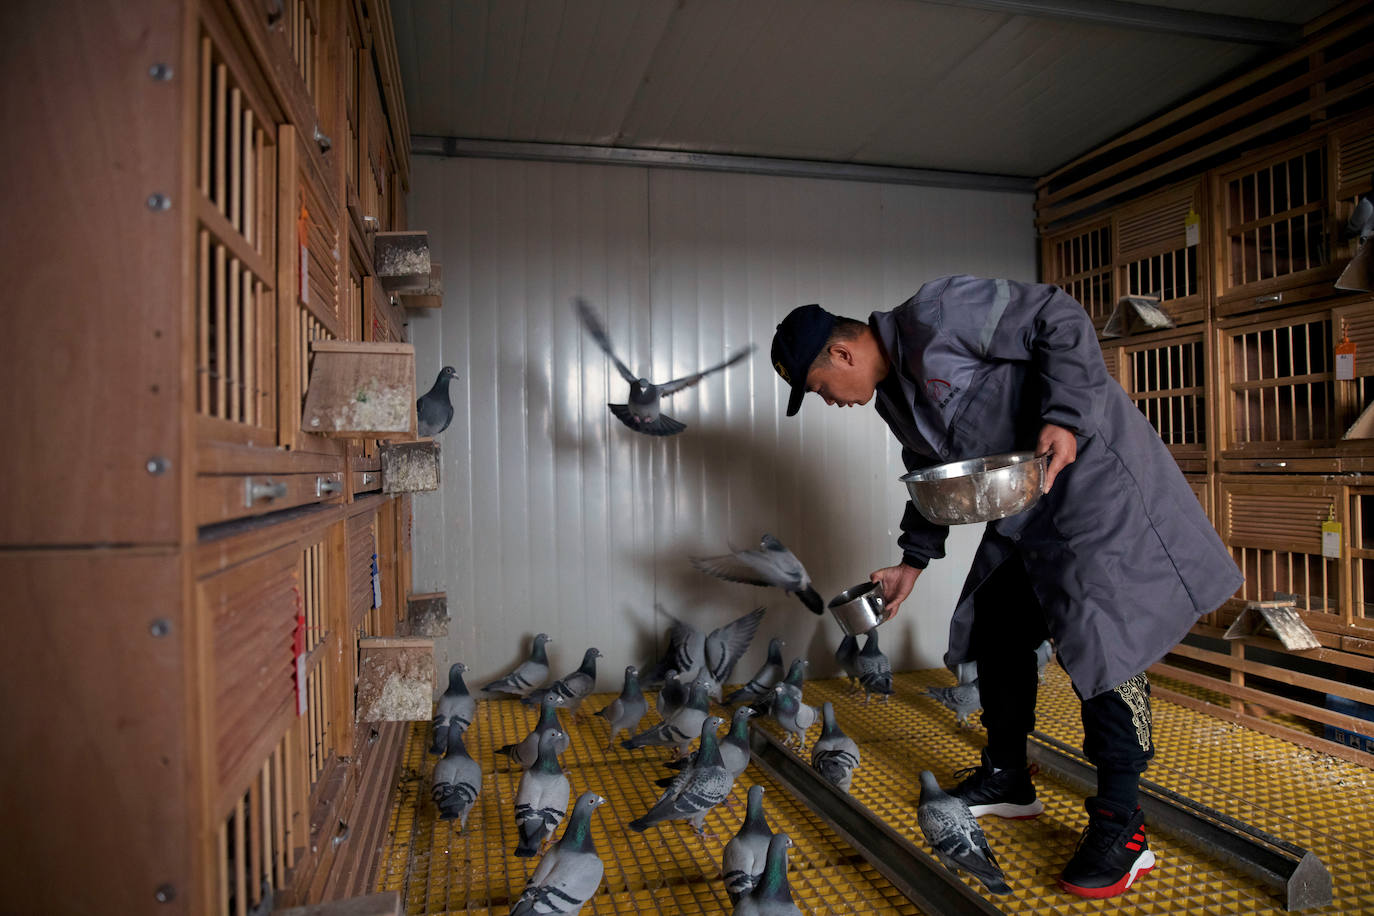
[301,341,416,437]
[380,439,440,493]
[374,231,430,291]
[399,263,443,308]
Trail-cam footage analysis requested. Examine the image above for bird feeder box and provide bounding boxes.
[1101,295,1175,339]
[380,439,440,493]
[399,263,443,309]
[374,230,430,291]
[301,341,416,437]
[1223,599,1322,651]
[355,637,435,722]
[402,591,449,637]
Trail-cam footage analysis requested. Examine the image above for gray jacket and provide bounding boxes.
[870,275,1242,698]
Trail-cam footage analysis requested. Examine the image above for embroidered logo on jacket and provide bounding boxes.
[924,378,959,410]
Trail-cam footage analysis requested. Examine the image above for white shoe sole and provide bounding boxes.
[967,799,1045,819]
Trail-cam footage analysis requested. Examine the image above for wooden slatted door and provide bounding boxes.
[1118,327,1208,472]
[1215,136,1335,315]
[1115,178,1207,326]
[216,730,296,916]
[1217,475,1343,630]
[195,8,279,447]
[1043,218,1114,328]
[1344,485,1374,639]
[1333,119,1374,269]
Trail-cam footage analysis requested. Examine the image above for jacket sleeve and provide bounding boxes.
[949,277,1109,438]
[896,445,949,569]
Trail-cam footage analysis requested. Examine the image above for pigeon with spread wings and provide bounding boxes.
[690,534,824,615]
[574,297,755,436]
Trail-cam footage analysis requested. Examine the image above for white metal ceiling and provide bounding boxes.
[390,0,1343,179]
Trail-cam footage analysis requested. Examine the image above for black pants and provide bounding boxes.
[971,554,1154,809]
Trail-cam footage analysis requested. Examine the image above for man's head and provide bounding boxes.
[771,304,886,415]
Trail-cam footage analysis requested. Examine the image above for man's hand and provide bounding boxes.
[1036,423,1078,493]
[869,564,921,620]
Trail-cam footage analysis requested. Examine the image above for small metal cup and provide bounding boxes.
[828,581,887,636]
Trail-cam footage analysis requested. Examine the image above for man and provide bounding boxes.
[770,275,1242,899]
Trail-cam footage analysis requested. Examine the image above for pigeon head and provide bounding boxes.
[625,665,638,677]
[449,661,468,675]
[437,366,457,381]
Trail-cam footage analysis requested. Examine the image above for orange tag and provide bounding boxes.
[1337,339,1356,380]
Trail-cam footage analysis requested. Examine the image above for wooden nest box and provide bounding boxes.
[374,231,431,291]
[302,341,416,437]
[380,439,440,493]
[400,263,443,309]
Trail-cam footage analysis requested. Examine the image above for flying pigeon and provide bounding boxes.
[623,670,712,759]
[856,630,894,702]
[690,535,824,615]
[574,296,755,436]
[660,706,755,786]
[480,633,553,698]
[1035,639,1055,684]
[769,684,817,751]
[917,770,1011,895]
[725,637,787,706]
[926,661,981,727]
[510,791,608,916]
[704,607,768,697]
[496,693,569,769]
[629,715,733,835]
[722,785,773,904]
[593,665,647,748]
[524,647,603,716]
[835,635,861,693]
[416,366,457,437]
[656,670,688,719]
[431,729,481,828]
[430,661,476,754]
[644,606,706,686]
[732,833,801,916]
[810,702,861,793]
[514,729,571,858]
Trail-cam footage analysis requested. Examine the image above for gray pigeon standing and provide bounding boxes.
[659,705,755,786]
[629,715,733,835]
[656,670,687,719]
[416,366,457,437]
[431,729,481,829]
[1035,639,1055,683]
[690,534,824,615]
[835,635,861,693]
[704,607,768,699]
[593,665,647,748]
[1347,192,1374,245]
[916,771,1012,895]
[645,606,706,685]
[725,637,786,706]
[753,657,807,716]
[722,785,773,904]
[926,661,981,727]
[623,670,712,759]
[523,647,603,717]
[510,791,607,916]
[810,702,861,793]
[430,661,476,754]
[732,833,800,916]
[496,693,569,768]
[769,684,817,751]
[481,633,553,697]
[856,630,894,702]
[575,296,755,436]
[513,729,571,858]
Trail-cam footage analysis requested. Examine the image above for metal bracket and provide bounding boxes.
[1027,731,1332,912]
[244,478,287,507]
[748,727,1006,915]
[315,476,342,497]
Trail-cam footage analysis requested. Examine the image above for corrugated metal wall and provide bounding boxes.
[407,155,1035,692]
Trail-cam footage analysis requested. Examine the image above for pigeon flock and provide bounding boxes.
[414,298,1063,910]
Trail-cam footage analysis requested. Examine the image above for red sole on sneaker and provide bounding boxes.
[1058,852,1156,900]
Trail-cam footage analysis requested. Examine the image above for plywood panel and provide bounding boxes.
[1,550,191,914]
[2,0,184,545]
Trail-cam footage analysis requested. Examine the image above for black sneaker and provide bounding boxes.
[1058,798,1156,899]
[948,749,1044,819]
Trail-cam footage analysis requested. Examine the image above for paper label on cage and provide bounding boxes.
[1322,520,1342,559]
[1337,341,1356,380]
[296,654,308,715]
[1184,208,1200,248]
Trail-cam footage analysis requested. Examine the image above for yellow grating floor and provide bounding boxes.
[377,665,1374,914]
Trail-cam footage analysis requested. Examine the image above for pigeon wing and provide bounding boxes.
[690,553,777,588]
[707,607,766,682]
[656,344,756,397]
[574,297,637,384]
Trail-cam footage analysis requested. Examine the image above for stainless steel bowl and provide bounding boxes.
[900,451,1047,525]
[828,581,887,636]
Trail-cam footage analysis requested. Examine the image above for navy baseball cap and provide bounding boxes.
[771,303,837,416]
